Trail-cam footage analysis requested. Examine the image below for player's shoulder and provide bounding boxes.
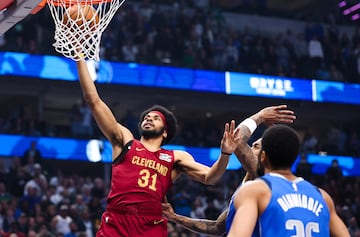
[173,149,193,160]
[237,179,269,194]
[232,179,269,204]
[244,178,269,188]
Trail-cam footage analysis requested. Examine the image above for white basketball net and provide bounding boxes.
[47,0,125,61]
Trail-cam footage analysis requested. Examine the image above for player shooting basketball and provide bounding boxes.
[76,58,241,236]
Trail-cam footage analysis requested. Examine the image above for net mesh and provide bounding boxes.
[47,0,125,61]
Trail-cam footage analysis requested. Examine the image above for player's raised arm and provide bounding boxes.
[235,104,296,179]
[76,60,133,154]
[162,201,227,236]
[173,120,239,185]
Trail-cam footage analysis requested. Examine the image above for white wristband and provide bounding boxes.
[239,118,257,134]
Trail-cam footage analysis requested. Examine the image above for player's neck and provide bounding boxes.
[267,169,297,180]
[140,137,163,151]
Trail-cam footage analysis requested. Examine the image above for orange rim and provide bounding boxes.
[48,0,113,7]
[31,0,47,14]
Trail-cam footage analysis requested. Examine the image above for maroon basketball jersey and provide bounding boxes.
[106,140,174,208]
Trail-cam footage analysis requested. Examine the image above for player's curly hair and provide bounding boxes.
[138,105,177,145]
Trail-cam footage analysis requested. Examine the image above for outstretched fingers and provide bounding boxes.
[229,120,236,134]
[223,122,230,139]
[221,120,238,155]
[276,108,296,123]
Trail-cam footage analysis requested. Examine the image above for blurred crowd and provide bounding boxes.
[0,156,105,237]
[0,0,359,83]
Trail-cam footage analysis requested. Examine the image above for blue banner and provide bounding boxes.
[0,134,112,162]
[0,52,78,81]
[226,72,314,101]
[307,154,360,176]
[1,51,360,105]
[314,80,360,105]
[98,62,225,92]
[0,52,225,93]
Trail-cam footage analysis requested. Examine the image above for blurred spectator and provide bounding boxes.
[329,63,345,82]
[348,130,360,157]
[47,185,63,206]
[326,159,343,180]
[204,198,220,220]
[71,100,94,138]
[0,202,5,230]
[354,42,360,82]
[274,38,291,74]
[0,161,9,187]
[316,62,330,80]
[18,185,41,216]
[212,191,227,213]
[72,194,87,214]
[2,207,16,233]
[341,205,353,226]
[37,223,53,237]
[90,178,105,200]
[308,35,324,77]
[295,153,313,180]
[189,197,206,219]
[322,124,345,155]
[1,221,26,237]
[76,209,96,237]
[51,205,72,235]
[27,229,37,237]
[8,157,22,177]
[64,221,78,237]
[173,190,192,217]
[0,182,13,203]
[22,141,43,166]
[302,130,318,154]
[0,116,11,133]
[293,33,309,73]
[23,173,46,198]
[121,40,139,62]
[8,167,28,198]
[17,213,29,235]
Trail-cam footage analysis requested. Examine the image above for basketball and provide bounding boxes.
[63,5,99,29]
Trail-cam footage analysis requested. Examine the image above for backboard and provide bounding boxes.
[0,0,45,35]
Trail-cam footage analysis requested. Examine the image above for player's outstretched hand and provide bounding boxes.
[220,120,240,155]
[255,105,296,127]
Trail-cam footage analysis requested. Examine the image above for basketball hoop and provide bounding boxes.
[46,0,125,61]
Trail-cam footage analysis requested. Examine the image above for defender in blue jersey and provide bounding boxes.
[227,125,350,237]
[162,105,297,236]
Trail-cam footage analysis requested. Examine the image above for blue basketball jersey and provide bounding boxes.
[225,187,238,234]
[252,173,330,237]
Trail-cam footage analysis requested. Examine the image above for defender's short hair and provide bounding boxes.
[139,105,177,145]
[261,124,300,169]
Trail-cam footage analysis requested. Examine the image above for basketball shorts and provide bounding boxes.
[96,206,167,237]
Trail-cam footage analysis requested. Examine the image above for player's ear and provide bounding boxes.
[260,150,266,163]
[163,130,168,140]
